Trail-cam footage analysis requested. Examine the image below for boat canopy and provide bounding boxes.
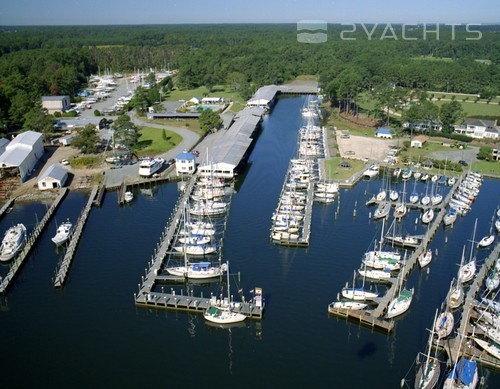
[192,262,211,271]
[448,358,477,386]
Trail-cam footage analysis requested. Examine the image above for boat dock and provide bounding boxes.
[0,188,68,295]
[434,243,500,371]
[53,185,99,288]
[93,184,106,206]
[328,174,465,332]
[0,198,14,220]
[134,289,264,319]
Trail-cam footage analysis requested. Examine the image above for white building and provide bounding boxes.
[0,131,44,182]
[41,96,71,114]
[175,151,196,176]
[38,163,68,190]
[454,118,499,139]
[201,97,222,104]
[411,135,429,148]
[375,128,393,139]
[247,85,278,109]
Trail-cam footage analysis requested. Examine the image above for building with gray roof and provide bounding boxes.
[0,131,44,182]
[38,163,68,190]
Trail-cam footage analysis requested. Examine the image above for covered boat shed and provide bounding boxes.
[247,85,278,109]
[38,163,68,190]
[198,107,263,179]
[0,131,44,182]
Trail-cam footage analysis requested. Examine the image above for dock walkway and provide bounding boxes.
[53,185,98,287]
[435,243,500,371]
[0,198,14,220]
[0,189,68,294]
[328,174,464,331]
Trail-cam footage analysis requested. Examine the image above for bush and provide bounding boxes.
[429,131,472,143]
[54,111,61,117]
[94,109,101,116]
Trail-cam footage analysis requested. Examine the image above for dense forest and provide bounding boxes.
[0,24,498,133]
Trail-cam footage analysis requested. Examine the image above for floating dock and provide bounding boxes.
[434,243,500,372]
[0,198,14,220]
[328,174,464,332]
[0,189,68,295]
[53,185,98,287]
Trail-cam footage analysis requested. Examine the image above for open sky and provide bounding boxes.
[1,0,499,25]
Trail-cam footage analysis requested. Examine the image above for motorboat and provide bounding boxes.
[478,235,494,248]
[0,224,27,261]
[167,261,227,279]
[389,190,399,202]
[51,220,73,247]
[363,164,379,178]
[124,191,134,202]
[138,157,164,177]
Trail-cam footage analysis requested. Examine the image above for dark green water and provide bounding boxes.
[1,96,498,388]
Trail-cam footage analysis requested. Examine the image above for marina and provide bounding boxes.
[0,96,498,388]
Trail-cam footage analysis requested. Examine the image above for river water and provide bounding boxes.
[1,96,498,388]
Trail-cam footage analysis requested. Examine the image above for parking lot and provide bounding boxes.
[336,131,399,162]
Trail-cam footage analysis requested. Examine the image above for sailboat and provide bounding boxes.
[421,208,434,224]
[386,262,414,319]
[363,218,402,271]
[435,308,454,339]
[458,220,477,284]
[374,200,391,220]
[447,277,464,310]
[478,211,496,248]
[418,249,433,268]
[341,270,379,301]
[203,261,246,324]
[414,309,441,389]
[443,338,479,388]
[443,208,457,227]
[421,179,431,206]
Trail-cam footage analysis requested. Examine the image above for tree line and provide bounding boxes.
[0,24,498,135]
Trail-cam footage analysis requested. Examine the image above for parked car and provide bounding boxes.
[458,160,468,166]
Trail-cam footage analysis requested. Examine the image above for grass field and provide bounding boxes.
[432,100,500,118]
[325,157,366,181]
[146,118,202,134]
[471,160,500,176]
[133,127,182,157]
[167,85,245,105]
[69,155,104,169]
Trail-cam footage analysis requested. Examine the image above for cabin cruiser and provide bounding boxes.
[0,224,27,261]
[138,157,164,177]
[51,220,73,247]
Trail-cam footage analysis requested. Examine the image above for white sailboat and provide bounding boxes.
[386,263,414,319]
[203,261,246,324]
[435,309,454,339]
[447,277,464,310]
[421,208,434,224]
[418,249,433,268]
[342,269,379,301]
[458,220,477,284]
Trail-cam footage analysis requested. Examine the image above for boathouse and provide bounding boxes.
[38,163,68,190]
[247,85,278,109]
[198,107,263,179]
[0,131,44,182]
[175,151,196,176]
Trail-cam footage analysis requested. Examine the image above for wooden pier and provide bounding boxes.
[93,184,106,206]
[434,243,500,371]
[0,198,14,220]
[117,182,127,205]
[328,174,465,332]
[134,175,197,295]
[53,185,98,288]
[135,290,264,319]
[0,189,68,295]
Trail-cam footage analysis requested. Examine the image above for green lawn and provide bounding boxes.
[325,157,367,181]
[167,85,245,105]
[432,99,500,118]
[69,155,104,169]
[471,160,500,176]
[133,127,182,157]
[145,118,202,134]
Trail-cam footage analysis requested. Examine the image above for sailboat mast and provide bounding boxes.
[227,260,231,305]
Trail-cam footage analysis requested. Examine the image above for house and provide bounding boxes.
[411,135,429,148]
[0,131,44,182]
[42,96,71,114]
[175,151,196,176]
[453,118,500,139]
[375,128,393,139]
[38,163,68,190]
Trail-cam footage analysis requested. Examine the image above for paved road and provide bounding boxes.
[60,77,202,187]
